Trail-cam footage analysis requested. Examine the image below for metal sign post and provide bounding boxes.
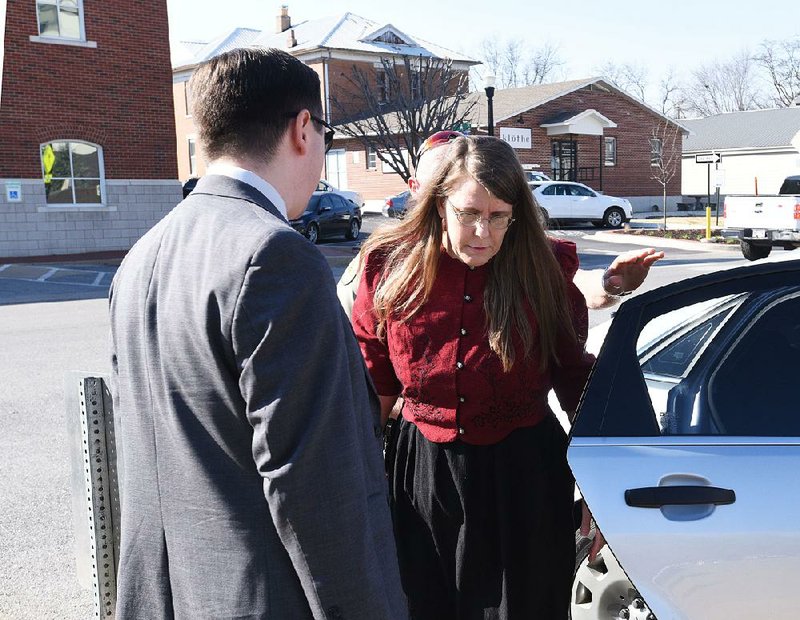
[66,373,121,619]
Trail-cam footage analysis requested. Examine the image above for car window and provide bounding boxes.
[573,186,595,197]
[707,292,800,436]
[319,196,334,210]
[556,185,570,196]
[631,289,800,436]
[540,185,556,196]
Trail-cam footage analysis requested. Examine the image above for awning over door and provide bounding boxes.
[540,109,617,136]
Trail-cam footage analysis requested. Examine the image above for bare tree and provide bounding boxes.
[656,68,688,118]
[596,61,648,102]
[523,43,565,86]
[757,37,800,107]
[331,55,475,181]
[478,37,564,88]
[682,49,768,116]
[649,120,682,229]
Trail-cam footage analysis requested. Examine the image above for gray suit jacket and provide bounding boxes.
[109,175,407,620]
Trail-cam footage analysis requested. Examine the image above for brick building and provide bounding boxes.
[463,78,688,212]
[0,0,180,259]
[171,8,478,203]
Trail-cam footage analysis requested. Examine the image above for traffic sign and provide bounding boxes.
[696,153,721,164]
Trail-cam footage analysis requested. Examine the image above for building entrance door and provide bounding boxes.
[551,139,577,181]
[325,149,348,189]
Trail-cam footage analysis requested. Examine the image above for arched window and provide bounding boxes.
[40,140,105,205]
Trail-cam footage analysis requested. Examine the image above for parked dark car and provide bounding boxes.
[382,190,412,219]
[182,177,199,199]
[290,192,361,244]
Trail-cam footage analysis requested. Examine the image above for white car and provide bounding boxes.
[532,181,632,228]
[315,179,364,208]
[567,258,800,620]
[525,170,552,184]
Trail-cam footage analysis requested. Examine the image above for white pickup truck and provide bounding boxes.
[724,175,800,260]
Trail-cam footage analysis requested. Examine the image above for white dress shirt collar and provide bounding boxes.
[205,163,288,220]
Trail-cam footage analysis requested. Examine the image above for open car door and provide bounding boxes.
[568,259,800,620]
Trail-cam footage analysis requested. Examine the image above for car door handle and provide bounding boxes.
[625,485,736,508]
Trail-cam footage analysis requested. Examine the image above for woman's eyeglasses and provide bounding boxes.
[417,130,465,159]
[446,198,515,230]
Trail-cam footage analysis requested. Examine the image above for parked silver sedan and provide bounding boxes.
[568,258,800,620]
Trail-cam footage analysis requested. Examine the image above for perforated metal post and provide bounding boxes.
[66,374,121,619]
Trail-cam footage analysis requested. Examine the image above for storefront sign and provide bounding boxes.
[500,128,532,149]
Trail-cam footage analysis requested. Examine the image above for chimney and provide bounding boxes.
[276,5,291,34]
[287,28,297,48]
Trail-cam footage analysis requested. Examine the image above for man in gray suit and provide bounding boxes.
[109,48,407,619]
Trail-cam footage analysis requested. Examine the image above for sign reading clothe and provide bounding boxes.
[499,128,532,149]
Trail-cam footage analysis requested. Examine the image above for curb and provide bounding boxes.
[591,231,741,253]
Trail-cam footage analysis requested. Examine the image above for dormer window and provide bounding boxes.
[374,31,405,45]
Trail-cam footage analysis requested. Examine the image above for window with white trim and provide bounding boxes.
[604,136,616,166]
[188,138,198,176]
[184,81,192,116]
[41,140,104,205]
[36,0,86,41]
[367,146,377,170]
[377,70,391,103]
[650,138,663,167]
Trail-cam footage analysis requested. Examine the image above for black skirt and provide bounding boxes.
[386,415,575,620]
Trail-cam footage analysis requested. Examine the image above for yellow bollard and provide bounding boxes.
[706,206,712,239]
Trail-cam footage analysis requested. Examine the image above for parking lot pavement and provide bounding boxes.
[0,263,117,305]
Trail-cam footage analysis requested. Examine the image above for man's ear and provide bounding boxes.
[288,110,312,155]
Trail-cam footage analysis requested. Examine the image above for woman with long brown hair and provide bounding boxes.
[352,135,595,619]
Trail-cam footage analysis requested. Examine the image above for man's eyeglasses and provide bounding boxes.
[310,114,335,154]
[288,111,335,154]
[447,198,515,230]
[417,130,464,160]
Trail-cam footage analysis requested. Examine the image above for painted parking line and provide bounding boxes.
[36,268,59,282]
[0,265,113,288]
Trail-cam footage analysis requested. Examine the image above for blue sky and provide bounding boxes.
[167,0,798,87]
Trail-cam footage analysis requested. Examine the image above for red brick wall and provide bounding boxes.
[325,58,469,124]
[331,138,408,201]
[497,85,682,197]
[0,1,177,179]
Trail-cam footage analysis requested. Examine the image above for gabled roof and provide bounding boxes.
[681,107,800,152]
[463,77,689,133]
[172,12,478,71]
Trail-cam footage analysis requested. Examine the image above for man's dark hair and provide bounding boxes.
[190,47,322,162]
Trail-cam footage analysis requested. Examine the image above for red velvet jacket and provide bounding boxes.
[352,239,595,445]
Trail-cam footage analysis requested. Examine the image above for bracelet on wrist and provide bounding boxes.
[602,269,632,298]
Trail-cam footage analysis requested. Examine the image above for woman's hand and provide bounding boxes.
[580,499,606,562]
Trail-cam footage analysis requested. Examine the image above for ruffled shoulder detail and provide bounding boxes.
[548,237,579,280]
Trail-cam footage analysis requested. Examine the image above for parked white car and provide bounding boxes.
[525,170,552,185]
[531,181,632,228]
[315,179,364,208]
[567,258,800,620]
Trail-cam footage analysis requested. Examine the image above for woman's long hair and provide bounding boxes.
[359,136,576,371]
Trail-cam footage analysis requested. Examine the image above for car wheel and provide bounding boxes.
[570,538,653,620]
[740,240,771,261]
[306,222,319,244]
[602,207,625,229]
[345,218,360,240]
